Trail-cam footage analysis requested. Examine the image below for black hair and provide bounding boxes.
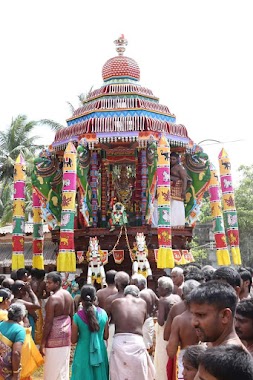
[187,280,237,316]
[10,270,17,281]
[170,152,179,158]
[183,345,206,369]
[106,270,117,285]
[81,285,99,332]
[245,267,253,276]
[0,275,6,285]
[0,288,12,302]
[198,345,253,380]
[184,267,204,282]
[236,299,253,320]
[46,271,62,286]
[212,266,241,288]
[11,280,25,295]
[202,266,215,282]
[239,270,252,293]
[16,268,30,280]
[31,268,46,280]
[1,278,14,290]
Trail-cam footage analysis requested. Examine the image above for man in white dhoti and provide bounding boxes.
[110,285,155,380]
[131,274,158,351]
[40,272,74,380]
[154,276,181,380]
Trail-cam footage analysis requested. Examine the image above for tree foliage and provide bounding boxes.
[0,115,63,225]
[234,165,253,265]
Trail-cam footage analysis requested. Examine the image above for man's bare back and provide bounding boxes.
[140,288,158,317]
[97,285,118,309]
[111,295,147,336]
[158,294,181,326]
[46,288,74,318]
[167,309,199,357]
[164,300,186,340]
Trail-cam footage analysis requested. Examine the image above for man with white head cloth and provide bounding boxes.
[110,285,155,380]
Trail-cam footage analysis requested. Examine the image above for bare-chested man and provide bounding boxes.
[164,280,200,380]
[40,271,74,380]
[131,273,158,351]
[154,276,181,380]
[188,281,242,347]
[110,285,155,380]
[12,280,41,340]
[104,271,130,356]
[171,267,184,297]
[170,152,189,227]
[96,269,117,309]
[31,268,50,344]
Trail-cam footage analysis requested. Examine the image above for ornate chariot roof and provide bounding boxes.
[53,35,190,149]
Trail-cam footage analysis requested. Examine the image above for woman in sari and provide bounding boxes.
[0,289,12,322]
[0,303,26,380]
[71,285,109,380]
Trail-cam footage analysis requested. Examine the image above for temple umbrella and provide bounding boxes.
[12,153,26,270]
[32,189,44,269]
[209,163,230,265]
[156,135,174,269]
[57,142,77,272]
[218,149,241,265]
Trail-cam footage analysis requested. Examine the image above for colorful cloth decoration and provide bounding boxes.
[32,189,44,269]
[145,137,158,224]
[157,135,174,268]
[218,149,241,265]
[57,142,77,272]
[77,138,92,227]
[184,147,211,225]
[12,154,26,269]
[31,148,62,226]
[209,164,230,265]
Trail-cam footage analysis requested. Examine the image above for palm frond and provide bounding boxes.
[38,119,65,131]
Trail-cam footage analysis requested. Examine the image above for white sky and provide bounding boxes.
[1,0,252,184]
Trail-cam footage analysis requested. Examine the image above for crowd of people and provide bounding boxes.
[1,264,253,379]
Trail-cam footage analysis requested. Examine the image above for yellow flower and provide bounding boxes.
[0,297,3,302]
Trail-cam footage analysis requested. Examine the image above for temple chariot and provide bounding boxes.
[28,35,211,283]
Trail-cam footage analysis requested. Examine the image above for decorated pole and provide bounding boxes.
[141,149,147,224]
[157,135,174,269]
[12,154,26,270]
[57,142,77,272]
[218,149,241,265]
[32,189,44,269]
[209,163,230,265]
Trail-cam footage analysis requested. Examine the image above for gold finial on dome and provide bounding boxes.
[114,34,128,56]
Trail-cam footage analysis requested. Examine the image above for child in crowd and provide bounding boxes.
[182,345,206,380]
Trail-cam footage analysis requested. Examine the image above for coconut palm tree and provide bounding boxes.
[0,114,63,188]
[0,114,64,224]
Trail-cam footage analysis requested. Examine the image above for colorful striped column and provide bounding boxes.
[32,189,44,269]
[157,135,174,269]
[218,149,241,265]
[90,151,98,227]
[135,150,142,226]
[12,154,26,270]
[141,149,147,224]
[209,164,230,265]
[57,142,77,272]
[101,151,107,227]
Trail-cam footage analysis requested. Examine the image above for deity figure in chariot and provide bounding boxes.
[86,237,106,287]
[131,232,152,278]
